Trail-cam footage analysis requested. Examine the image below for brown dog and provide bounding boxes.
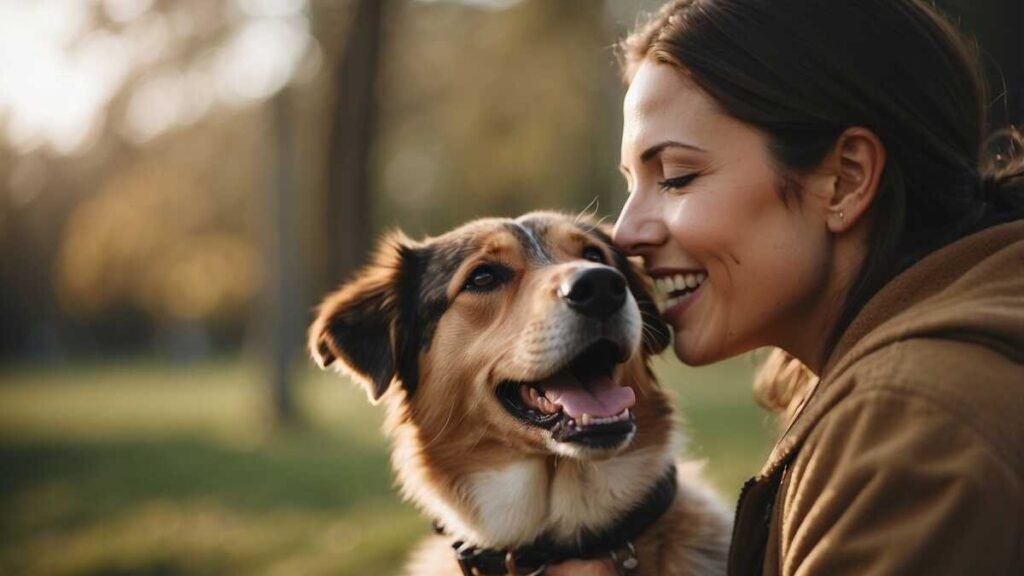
[310,212,730,575]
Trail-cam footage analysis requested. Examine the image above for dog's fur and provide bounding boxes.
[310,212,731,575]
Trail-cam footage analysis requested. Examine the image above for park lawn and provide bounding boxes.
[0,356,777,575]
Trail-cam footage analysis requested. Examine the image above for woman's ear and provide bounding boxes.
[825,127,886,233]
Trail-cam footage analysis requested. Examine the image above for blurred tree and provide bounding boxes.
[325,0,389,284]
[263,88,302,425]
[374,0,623,237]
[3,0,1015,370]
[2,0,634,368]
[2,0,316,361]
[55,113,261,326]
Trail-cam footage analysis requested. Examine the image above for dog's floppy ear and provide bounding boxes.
[309,232,417,403]
[584,221,672,355]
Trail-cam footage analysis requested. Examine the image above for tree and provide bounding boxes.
[326,0,390,285]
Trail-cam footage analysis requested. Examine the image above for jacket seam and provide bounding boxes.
[845,341,1023,473]
[788,388,1023,574]
[839,383,1021,477]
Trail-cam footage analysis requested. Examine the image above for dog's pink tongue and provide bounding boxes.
[543,374,635,418]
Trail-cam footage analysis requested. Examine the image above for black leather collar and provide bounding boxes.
[436,464,678,575]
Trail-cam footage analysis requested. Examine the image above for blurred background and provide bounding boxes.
[0,0,1018,574]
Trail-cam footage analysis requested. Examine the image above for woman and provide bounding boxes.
[553,0,1023,574]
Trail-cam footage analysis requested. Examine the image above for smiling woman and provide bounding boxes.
[617,63,840,369]
[550,0,1024,575]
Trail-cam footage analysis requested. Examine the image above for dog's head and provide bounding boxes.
[310,211,671,460]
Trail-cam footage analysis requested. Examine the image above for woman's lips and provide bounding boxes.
[650,269,708,315]
[659,278,706,323]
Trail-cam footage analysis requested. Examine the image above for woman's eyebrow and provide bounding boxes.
[640,140,706,163]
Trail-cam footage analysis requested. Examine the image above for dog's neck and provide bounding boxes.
[389,416,678,548]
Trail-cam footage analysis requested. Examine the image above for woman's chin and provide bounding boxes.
[672,333,719,366]
[672,326,744,366]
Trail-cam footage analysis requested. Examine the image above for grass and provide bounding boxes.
[0,355,777,575]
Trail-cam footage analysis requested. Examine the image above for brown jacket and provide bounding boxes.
[729,219,1024,576]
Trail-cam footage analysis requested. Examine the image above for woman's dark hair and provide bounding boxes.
[620,0,1024,416]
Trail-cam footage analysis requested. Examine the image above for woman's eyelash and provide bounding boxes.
[657,173,699,191]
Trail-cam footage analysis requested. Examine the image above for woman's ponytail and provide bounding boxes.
[752,348,818,428]
[980,126,1024,212]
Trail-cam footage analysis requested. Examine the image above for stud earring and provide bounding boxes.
[839,210,846,222]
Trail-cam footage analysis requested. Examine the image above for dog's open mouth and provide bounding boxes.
[497,339,636,449]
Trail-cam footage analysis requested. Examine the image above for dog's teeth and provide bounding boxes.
[535,396,561,415]
[587,412,628,425]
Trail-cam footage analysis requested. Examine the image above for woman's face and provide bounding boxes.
[614,61,835,365]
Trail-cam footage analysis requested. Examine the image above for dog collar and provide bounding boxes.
[435,464,678,576]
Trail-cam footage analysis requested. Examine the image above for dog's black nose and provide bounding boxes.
[559,267,628,320]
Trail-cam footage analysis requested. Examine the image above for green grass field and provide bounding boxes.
[0,356,777,575]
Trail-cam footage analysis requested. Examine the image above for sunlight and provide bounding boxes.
[0,0,313,154]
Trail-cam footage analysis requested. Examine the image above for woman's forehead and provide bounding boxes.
[622,61,719,157]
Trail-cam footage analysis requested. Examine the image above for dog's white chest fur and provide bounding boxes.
[547,448,666,539]
[464,447,671,547]
[467,460,549,545]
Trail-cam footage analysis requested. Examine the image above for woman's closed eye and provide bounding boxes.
[657,172,700,192]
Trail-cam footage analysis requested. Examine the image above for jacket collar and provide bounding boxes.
[759,218,1024,479]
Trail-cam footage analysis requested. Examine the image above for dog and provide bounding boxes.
[309,212,731,575]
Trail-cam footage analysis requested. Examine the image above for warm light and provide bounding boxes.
[0,0,314,154]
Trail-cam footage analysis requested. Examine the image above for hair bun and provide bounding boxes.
[979,126,1024,208]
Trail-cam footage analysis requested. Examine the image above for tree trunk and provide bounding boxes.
[326,0,389,285]
[266,89,302,426]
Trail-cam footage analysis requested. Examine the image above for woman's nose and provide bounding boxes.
[613,191,667,256]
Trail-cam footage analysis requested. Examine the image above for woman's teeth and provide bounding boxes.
[654,272,707,312]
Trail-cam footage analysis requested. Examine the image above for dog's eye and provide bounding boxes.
[582,246,606,263]
[464,264,502,292]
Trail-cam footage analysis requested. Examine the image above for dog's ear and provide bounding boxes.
[584,220,672,355]
[309,232,418,403]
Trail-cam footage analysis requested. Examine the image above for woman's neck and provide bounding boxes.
[781,230,869,376]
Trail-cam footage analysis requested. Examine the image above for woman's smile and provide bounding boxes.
[649,268,708,319]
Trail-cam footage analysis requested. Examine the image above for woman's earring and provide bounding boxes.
[839,210,846,222]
